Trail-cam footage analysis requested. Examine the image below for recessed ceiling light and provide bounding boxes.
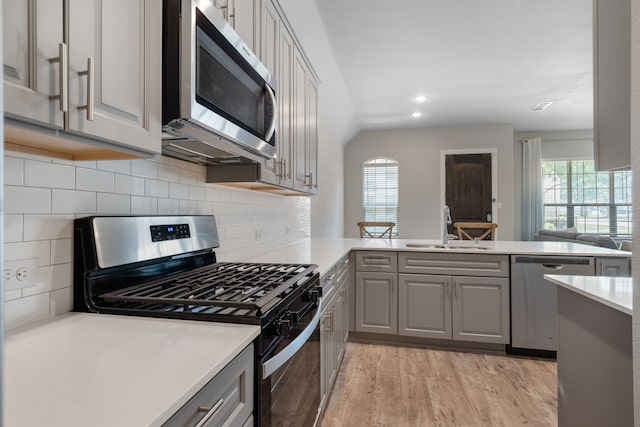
[415,95,427,103]
[531,101,553,111]
[412,112,422,118]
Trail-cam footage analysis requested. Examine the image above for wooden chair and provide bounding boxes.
[357,221,395,239]
[454,222,498,241]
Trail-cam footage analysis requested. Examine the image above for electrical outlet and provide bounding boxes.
[255,229,263,241]
[286,226,292,235]
[4,258,39,291]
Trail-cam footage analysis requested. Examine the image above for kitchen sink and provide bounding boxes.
[405,242,489,250]
[446,245,489,250]
[405,243,448,249]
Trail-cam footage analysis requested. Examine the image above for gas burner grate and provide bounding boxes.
[99,262,317,313]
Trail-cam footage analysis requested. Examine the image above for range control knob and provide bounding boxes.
[276,318,291,337]
[305,287,322,303]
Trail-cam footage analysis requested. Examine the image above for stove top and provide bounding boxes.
[99,262,317,316]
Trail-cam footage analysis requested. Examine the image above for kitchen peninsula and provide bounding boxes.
[545,275,633,427]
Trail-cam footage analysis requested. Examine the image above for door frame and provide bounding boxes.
[440,148,498,238]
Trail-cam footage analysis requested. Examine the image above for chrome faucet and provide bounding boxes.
[443,205,452,245]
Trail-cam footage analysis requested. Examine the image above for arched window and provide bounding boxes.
[362,157,399,236]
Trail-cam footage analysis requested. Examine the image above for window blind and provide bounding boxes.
[362,157,399,236]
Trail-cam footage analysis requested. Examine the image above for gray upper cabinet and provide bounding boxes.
[277,28,295,188]
[3,0,162,156]
[231,0,259,53]
[259,0,281,186]
[4,0,64,129]
[66,0,161,154]
[292,47,308,192]
[593,0,631,171]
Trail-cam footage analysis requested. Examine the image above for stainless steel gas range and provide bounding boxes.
[73,215,321,426]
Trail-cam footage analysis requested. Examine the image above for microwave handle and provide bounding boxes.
[264,83,277,142]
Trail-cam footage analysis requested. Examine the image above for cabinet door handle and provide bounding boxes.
[77,57,94,121]
[283,158,288,178]
[195,398,224,427]
[324,274,335,282]
[48,42,68,112]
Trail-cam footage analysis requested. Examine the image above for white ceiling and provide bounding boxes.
[315,0,593,133]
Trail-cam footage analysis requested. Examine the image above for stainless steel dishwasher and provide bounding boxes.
[509,255,595,356]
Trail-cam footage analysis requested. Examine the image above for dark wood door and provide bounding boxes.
[445,154,492,234]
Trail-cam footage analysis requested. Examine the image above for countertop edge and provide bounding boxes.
[544,274,633,316]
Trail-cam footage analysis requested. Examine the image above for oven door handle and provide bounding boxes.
[262,307,320,380]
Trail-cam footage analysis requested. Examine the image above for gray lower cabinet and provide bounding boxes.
[163,344,254,427]
[398,274,510,344]
[319,256,350,416]
[596,257,631,276]
[355,272,398,335]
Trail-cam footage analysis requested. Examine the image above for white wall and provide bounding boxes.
[630,0,640,421]
[344,124,515,240]
[278,0,358,237]
[3,151,310,331]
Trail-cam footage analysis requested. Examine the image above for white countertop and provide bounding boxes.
[544,274,633,316]
[4,313,260,427]
[248,238,628,276]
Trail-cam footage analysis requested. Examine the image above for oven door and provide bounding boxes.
[259,306,321,427]
[180,0,277,158]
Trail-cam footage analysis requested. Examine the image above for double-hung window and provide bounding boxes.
[542,160,632,237]
[362,157,399,236]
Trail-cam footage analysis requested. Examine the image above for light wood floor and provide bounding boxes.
[322,343,557,427]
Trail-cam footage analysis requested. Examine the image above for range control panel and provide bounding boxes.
[150,224,191,242]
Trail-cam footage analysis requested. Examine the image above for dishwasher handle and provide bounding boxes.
[541,264,564,270]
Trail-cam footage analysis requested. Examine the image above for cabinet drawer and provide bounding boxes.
[355,251,397,272]
[398,252,509,277]
[163,344,254,427]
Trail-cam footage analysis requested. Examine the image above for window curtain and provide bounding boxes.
[521,138,543,240]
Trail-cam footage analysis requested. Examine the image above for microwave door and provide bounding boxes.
[188,9,277,158]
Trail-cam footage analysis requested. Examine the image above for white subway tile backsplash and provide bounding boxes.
[51,239,73,265]
[131,196,158,214]
[4,289,23,301]
[115,174,145,195]
[97,159,131,175]
[52,189,96,213]
[157,198,180,214]
[5,240,51,266]
[23,214,74,241]
[4,151,309,331]
[50,287,73,315]
[97,193,130,214]
[76,168,115,192]
[5,215,24,242]
[179,169,199,185]
[158,163,180,182]
[5,186,52,214]
[131,159,158,179]
[145,179,169,198]
[5,156,24,185]
[5,293,51,330]
[25,160,75,189]
[169,182,189,199]
[189,185,205,201]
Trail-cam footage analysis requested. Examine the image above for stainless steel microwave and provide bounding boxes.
[162,0,277,163]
